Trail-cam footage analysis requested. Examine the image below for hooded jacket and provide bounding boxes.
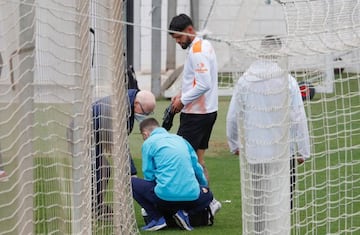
[226,60,310,163]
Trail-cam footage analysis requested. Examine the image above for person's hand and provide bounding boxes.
[171,93,181,103]
[297,157,305,164]
[171,96,184,113]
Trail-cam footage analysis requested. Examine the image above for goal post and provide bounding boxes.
[0,0,138,234]
[71,0,92,234]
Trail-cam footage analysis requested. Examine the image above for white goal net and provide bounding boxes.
[201,0,360,234]
[1,0,360,234]
[0,0,137,234]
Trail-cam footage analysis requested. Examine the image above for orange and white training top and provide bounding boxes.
[180,36,218,114]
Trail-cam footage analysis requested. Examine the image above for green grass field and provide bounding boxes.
[129,74,360,234]
[129,97,243,235]
[2,74,359,234]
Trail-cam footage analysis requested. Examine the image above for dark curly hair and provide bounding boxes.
[168,14,193,35]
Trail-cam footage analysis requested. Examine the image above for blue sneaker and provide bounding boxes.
[173,210,193,231]
[141,216,167,231]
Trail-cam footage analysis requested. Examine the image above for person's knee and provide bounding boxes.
[131,177,141,191]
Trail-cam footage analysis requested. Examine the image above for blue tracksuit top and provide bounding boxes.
[92,89,138,136]
[141,127,208,201]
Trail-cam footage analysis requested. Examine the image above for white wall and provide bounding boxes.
[0,3,20,86]
[134,0,177,74]
[0,3,23,103]
[133,0,288,73]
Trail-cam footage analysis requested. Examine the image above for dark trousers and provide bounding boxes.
[131,177,213,221]
[93,142,137,207]
[69,118,138,209]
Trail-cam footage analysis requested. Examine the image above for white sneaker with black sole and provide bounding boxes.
[209,198,222,216]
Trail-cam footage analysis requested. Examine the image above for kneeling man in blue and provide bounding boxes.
[132,118,214,231]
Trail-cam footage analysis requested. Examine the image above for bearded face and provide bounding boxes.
[171,26,194,50]
[179,36,192,49]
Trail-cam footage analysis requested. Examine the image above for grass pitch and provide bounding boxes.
[2,73,358,234]
[130,97,243,234]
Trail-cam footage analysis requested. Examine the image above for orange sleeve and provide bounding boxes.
[192,40,202,53]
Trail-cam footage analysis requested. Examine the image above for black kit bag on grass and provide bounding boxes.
[190,206,214,226]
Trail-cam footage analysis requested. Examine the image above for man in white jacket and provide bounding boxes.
[168,13,221,218]
[226,36,310,234]
[168,14,218,181]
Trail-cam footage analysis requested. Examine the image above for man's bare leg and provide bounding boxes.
[197,149,222,217]
[196,149,209,183]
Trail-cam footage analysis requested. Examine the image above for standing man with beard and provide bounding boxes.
[168,13,221,214]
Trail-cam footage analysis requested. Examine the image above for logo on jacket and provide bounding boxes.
[195,62,208,73]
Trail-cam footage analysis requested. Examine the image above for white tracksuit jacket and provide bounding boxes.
[180,36,218,114]
[226,59,310,163]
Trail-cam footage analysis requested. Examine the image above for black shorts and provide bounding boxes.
[177,112,217,150]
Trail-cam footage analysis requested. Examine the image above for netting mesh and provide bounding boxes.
[0,0,138,234]
[1,0,360,234]
[236,61,292,234]
[201,0,360,234]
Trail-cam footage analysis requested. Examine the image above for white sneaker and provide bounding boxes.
[141,208,148,217]
[209,198,222,216]
[141,208,151,225]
